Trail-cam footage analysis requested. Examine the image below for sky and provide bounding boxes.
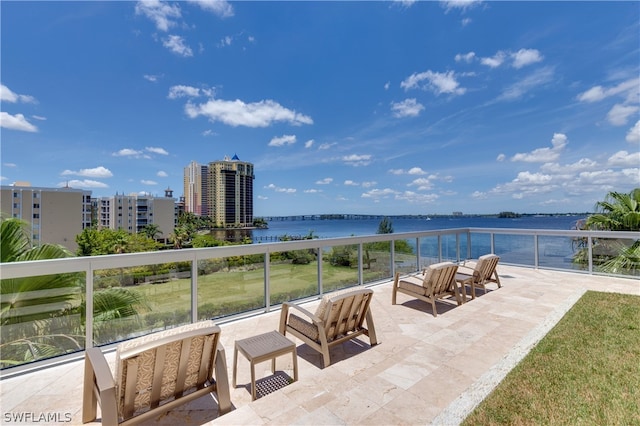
[1,1,639,217]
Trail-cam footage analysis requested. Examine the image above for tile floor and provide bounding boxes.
[1,265,638,425]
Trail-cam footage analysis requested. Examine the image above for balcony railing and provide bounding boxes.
[1,227,638,376]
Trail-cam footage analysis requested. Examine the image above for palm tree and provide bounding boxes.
[573,189,640,274]
[140,223,162,240]
[584,188,640,231]
[1,217,147,368]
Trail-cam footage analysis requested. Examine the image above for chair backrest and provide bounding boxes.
[113,320,221,422]
[314,288,373,341]
[474,254,500,283]
[423,262,458,295]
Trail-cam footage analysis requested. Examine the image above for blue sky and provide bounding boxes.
[1,1,639,216]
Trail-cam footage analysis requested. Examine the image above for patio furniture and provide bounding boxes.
[455,254,501,300]
[232,330,298,400]
[279,287,378,368]
[392,261,462,317]
[82,320,231,425]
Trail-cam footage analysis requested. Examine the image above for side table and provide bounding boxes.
[233,330,299,400]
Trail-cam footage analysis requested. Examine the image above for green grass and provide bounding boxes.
[463,291,640,425]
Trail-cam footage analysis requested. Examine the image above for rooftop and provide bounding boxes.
[2,265,638,425]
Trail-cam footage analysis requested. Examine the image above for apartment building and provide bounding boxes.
[95,190,176,239]
[183,160,209,216]
[183,155,254,227]
[1,184,92,252]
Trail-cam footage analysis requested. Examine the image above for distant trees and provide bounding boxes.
[377,217,394,234]
[76,228,161,256]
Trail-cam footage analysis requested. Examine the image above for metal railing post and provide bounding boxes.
[264,252,271,311]
[191,256,198,322]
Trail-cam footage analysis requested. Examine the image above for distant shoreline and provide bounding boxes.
[258,213,590,221]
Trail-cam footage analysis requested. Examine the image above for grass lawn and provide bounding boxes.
[463,291,640,425]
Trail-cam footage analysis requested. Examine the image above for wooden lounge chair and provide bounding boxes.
[392,261,462,317]
[455,254,501,300]
[279,287,378,368]
[83,320,232,425]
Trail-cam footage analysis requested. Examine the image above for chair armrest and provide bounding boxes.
[83,347,118,425]
[214,344,232,415]
[282,301,323,324]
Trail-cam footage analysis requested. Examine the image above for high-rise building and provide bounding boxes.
[183,155,254,227]
[95,193,176,239]
[1,184,92,252]
[183,160,209,216]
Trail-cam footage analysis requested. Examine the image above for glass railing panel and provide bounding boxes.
[362,242,393,284]
[197,255,266,320]
[469,233,493,259]
[538,236,578,270]
[494,234,535,266]
[418,236,440,268]
[1,272,85,369]
[93,262,192,345]
[393,239,418,276]
[269,249,319,305]
[322,244,359,293]
[590,237,640,277]
[440,234,459,262]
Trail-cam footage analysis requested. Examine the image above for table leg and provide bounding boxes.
[232,345,238,388]
[250,361,257,400]
[292,349,298,382]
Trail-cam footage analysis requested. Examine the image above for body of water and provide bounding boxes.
[250,215,587,241]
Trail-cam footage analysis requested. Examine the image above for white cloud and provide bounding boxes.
[187,0,234,18]
[163,35,193,57]
[384,81,390,90]
[0,112,38,132]
[304,189,321,193]
[401,70,466,96]
[389,167,427,175]
[342,154,372,166]
[58,179,108,189]
[607,150,640,167]
[318,142,336,150]
[185,98,313,127]
[316,178,333,185]
[440,0,483,12]
[143,74,161,82]
[304,139,314,148]
[268,134,296,147]
[512,133,568,163]
[576,77,639,103]
[511,48,543,69]
[498,66,554,101]
[361,188,398,199]
[471,191,487,199]
[145,146,169,155]
[496,153,506,162]
[61,166,113,178]
[393,0,417,8]
[540,158,597,174]
[455,52,476,63]
[627,120,640,143]
[168,85,214,99]
[606,104,639,126]
[0,84,36,103]
[3,163,17,168]
[362,181,377,188]
[480,51,506,68]
[135,0,181,32]
[112,148,144,157]
[157,170,168,177]
[408,177,434,191]
[265,183,296,193]
[344,180,358,186]
[391,98,424,118]
[141,179,158,185]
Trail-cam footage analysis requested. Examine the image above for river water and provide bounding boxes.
[250,215,586,241]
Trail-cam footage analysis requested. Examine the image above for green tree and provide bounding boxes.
[140,223,162,240]
[76,228,160,256]
[584,188,640,231]
[574,189,640,274]
[377,217,394,234]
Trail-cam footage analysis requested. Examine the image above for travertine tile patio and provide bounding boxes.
[1,265,638,425]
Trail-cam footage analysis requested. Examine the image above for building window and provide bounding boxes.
[13,192,19,198]
[33,213,40,219]
[13,203,19,208]
[33,193,40,199]
[33,203,40,209]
